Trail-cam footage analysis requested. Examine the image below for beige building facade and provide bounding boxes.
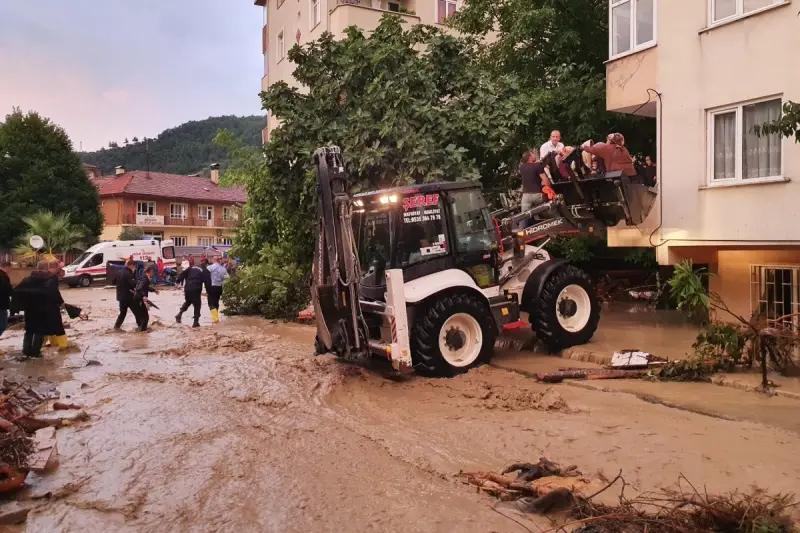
[605,0,800,319]
[255,0,463,141]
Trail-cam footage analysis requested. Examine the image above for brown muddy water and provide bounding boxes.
[1,288,799,533]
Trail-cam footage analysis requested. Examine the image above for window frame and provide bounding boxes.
[436,0,460,24]
[136,201,156,216]
[217,237,233,246]
[310,0,321,28]
[708,0,782,25]
[277,28,286,62]
[706,96,784,186]
[198,205,214,221]
[169,202,188,220]
[171,236,187,247]
[608,0,657,60]
[222,206,238,222]
[197,236,214,247]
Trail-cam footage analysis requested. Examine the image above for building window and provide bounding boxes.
[751,266,799,327]
[171,236,187,247]
[311,0,321,27]
[437,0,459,23]
[708,97,782,183]
[198,205,214,221]
[609,0,656,59]
[217,237,233,246]
[136,201,155,216]
[710,0,781,24]
[170,203,188,219]
[277,29,285,61]
[198,236,214,247]
[222,206,239,222]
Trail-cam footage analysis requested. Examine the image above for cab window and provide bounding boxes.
[399,193,447,267]
[358,211,391,282]
[449,189,495,254]
[87,253,104,267]
[162,246,175,260]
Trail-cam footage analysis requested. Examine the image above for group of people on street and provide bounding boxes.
[115,254,229,331]
[6,260,70,358]
[114,260,159,332]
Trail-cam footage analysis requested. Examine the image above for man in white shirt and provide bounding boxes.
[540,130,565,159]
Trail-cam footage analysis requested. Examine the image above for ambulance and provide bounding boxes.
[63,239,176,288]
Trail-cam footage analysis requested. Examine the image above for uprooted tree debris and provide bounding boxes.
[0,376,90,495]
[459,457,797,532]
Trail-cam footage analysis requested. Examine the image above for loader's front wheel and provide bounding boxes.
[412,292,496,377]
[531,265,600,352]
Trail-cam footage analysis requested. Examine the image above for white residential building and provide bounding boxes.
[606,0,800,320]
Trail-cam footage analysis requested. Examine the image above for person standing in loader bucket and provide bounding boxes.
[175,258,211,327]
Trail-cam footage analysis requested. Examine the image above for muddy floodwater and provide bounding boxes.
[1,288,799,532]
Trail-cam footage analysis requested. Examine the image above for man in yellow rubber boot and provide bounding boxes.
[207,256,228,324]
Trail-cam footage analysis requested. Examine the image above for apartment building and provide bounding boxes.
[91,166,247,247]
[605,0,799,320]
[255,0,463,142]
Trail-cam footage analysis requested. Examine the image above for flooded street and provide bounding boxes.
[2,288,799,532]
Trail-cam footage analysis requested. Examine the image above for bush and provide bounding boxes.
[222,244,310,319]
[119,227,145,240]
[668,260,711,324]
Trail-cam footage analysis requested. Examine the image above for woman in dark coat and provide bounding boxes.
[10,262,53,358]
[43,261,68,349]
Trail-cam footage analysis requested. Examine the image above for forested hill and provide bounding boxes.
[79,115,264,176]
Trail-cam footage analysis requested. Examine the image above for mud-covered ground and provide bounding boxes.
[1,287,799,533]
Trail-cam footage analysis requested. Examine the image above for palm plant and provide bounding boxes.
[13,210,87,260]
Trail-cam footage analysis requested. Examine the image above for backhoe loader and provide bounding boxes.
[310,146,656,376]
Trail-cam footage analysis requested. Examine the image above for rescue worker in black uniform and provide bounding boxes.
[133,266,158,332]
[114,260,139,330]
[175,258,211,327]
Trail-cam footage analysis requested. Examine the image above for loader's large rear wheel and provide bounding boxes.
[412,292,496,377]
[531,265,600,352]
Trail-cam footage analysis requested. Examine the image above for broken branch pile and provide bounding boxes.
[460,458,797,533]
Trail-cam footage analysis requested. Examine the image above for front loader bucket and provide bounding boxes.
[619,178,658,226]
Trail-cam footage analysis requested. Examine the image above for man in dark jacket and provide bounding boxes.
[0,261,11,337]
[10,261,53,357]
[114,260,138,330]
[175,259,211,327]
[134,266,159,332]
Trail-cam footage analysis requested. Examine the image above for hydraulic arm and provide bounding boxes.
[310,147,369,359]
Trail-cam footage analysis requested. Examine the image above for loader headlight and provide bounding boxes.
[379,196,389,205]
[389,194,398,203]
[353,199,364,207]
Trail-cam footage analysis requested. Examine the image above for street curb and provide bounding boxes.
[710,375,800,401]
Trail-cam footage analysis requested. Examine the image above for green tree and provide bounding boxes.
[754,101,800,143]
[13,210,87,259]
[119,227,146,240]
[0,109,103,248]
[450,0,656,156]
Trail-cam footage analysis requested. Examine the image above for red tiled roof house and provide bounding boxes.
[92,165,247,247]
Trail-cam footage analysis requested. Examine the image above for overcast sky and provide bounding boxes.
[0,1,263,151]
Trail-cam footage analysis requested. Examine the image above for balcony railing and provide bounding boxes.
[122,214,238,228]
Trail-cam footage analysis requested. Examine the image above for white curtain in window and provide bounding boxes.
[635,0,654,45]
[714,0,736,20]
[612,1,631,55]
[713,112,736,180]
[744,0,775,13]
[743,100,782,179]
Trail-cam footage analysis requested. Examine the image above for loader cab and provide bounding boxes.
[353,182,499,301]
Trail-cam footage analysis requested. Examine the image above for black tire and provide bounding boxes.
[411,292,496,377]
[78,275,92,288]
[531,265,600,352]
